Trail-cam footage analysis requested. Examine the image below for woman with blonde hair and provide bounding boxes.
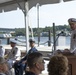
[48,55,69,75]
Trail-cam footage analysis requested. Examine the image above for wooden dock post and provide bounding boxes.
[48,30,51,46]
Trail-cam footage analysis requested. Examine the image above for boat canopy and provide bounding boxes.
[0,0,75,12]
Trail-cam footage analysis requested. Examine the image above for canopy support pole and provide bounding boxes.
[16,0,29,52]
[52,23,56,53]
[24,1,29,52]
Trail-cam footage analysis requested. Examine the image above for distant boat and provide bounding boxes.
[0,33,12,39]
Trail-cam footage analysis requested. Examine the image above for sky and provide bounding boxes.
[0,0,76,28]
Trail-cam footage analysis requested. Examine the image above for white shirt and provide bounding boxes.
[7,46,21,60]
[0,46,5,57]
[7,46,21,68]
[70,29,76,51]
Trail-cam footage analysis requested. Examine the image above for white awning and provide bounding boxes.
[0,0,25,12]
[0,0,75,12]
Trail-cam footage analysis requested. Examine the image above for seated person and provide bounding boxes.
[6,40,21,75]
[54,49,72,56]
[63,49,70,52]
[53,49,62,55]
[0,45,5,57]
[14,39,38,75]
[48,55,69,75]
[6,40,21,67]
[25,52,45,75]
[0,57,9,75]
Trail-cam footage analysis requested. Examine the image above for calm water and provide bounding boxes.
[0,36,70,46]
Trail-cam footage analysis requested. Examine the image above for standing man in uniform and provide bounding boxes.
[68,18,76,54]
[14,39,38,75]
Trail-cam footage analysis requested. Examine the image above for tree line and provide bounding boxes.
[13,25,70,36]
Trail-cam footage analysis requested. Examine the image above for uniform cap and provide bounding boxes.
[29,39,35,43]
[10,40,17,44]
[68,18,76,23]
